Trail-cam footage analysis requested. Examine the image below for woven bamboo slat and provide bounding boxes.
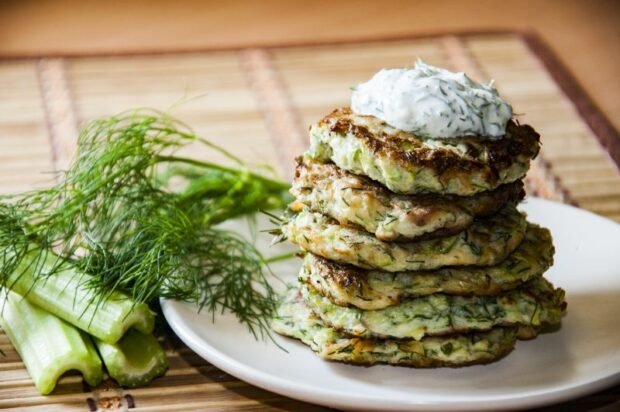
[0,31,618,411]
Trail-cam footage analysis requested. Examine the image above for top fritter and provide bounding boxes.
[306,108,540,196]
[305,61,540,195]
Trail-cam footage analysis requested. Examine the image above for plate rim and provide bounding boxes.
[161,198,620,410]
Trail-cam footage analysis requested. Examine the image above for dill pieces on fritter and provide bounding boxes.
[0,109,292,339]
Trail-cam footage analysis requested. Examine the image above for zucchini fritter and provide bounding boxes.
[307,108,540,195]
[272,288,518,367]
[282,205,527,272]
[300,224,554,309]
[301,277,566,340]
[291,158,525,241]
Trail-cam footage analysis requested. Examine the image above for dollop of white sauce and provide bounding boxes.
[351,60,513,139]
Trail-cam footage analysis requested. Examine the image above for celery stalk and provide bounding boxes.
[0,289,103,395]
[95,330,168,388]
[6,250,155,344]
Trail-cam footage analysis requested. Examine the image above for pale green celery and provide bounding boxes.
[95,330,168,388]
[0,289,103,395]
[7,250,155,344]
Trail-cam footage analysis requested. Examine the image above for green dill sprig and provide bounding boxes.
[0,109,292,339]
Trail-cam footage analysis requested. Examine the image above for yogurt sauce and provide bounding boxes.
[350,60,513,139]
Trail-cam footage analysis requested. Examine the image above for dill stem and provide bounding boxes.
[264,252,297,264]
[153,155,290,191]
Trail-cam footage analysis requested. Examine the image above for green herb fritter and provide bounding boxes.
[301,277,566,341]
[291,158,525,241]
[272,288,518,367]
[281,205,527,272]
[306,108,540,196]
[299,224,554,310]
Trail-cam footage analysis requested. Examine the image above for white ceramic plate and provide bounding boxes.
[161,198,620,411]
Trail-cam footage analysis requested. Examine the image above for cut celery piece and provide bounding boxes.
[95,330,168,388]
[6,250,155,344]
[0,289,103,395]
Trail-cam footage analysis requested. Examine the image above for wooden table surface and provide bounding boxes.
[1,2,619,411]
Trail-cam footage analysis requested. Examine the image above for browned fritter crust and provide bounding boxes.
[293,158,525,213]
[291,158,525,241]
[272,288,519,367]
[321,107,540,179]
[311,108,540,194]
[298,223,555,310]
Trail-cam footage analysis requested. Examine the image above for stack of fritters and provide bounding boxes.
[273,108,566,367]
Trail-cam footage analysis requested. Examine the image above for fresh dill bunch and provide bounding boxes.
[0,109,291,339]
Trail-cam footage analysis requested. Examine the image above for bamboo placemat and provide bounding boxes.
[0,31,619,411]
